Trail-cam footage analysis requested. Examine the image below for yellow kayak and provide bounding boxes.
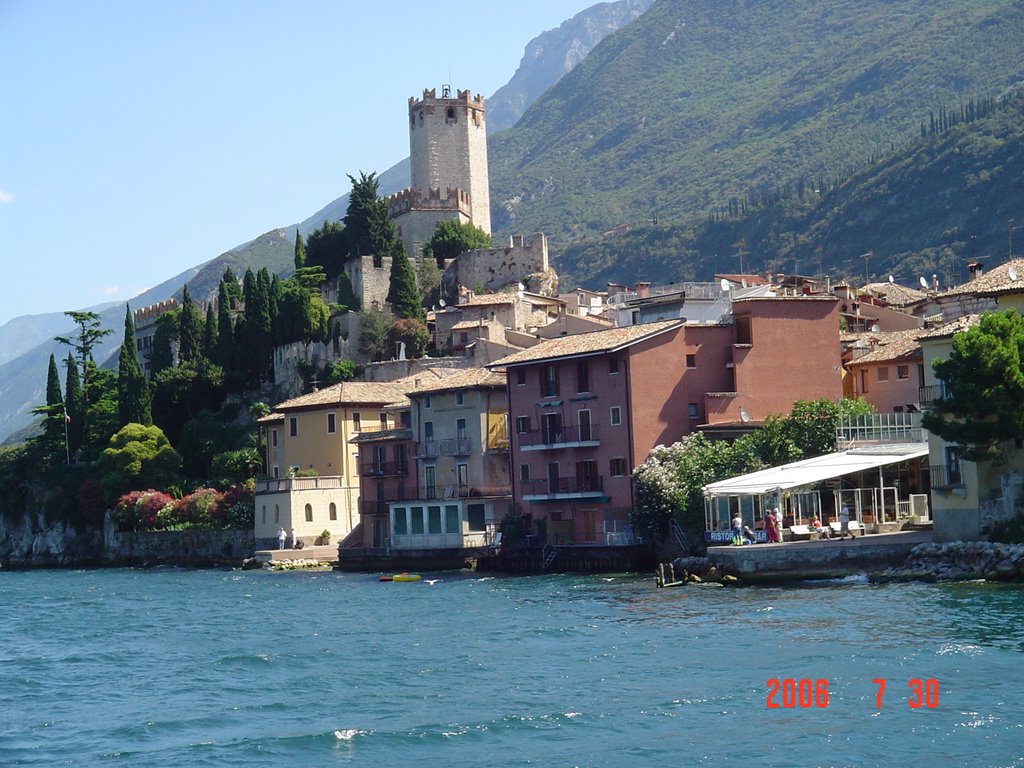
[391,573,421,582]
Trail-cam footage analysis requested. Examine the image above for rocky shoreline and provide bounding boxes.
[875,541,1024,583]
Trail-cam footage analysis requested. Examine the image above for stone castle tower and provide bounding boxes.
[389,86,491,261]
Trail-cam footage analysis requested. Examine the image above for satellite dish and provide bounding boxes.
[517,282,525,291]
[431,304,438,312]
[740,407,750,423]
[1010,266,1019,281]
[871,324,880,333]
[888,275,894,283]
[919,276,929,289]
[439,298,447,307]
[720,278,731,292]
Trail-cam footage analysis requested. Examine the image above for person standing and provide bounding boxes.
[731,512,743,545]
[839,505,855,539]
[775,507,783,538]
[277,527,287,550]
[765,511,779,543]
[289,529,298,549]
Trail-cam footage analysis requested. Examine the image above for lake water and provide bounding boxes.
[1,568,1022,767]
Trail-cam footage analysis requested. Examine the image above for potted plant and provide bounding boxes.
[319,529,332,545]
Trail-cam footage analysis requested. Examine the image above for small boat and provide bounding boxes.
[391,573,421,582]
[378,575,393,582]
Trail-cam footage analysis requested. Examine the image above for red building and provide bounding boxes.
[492,296,841,545]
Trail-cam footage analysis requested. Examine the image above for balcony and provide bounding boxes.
[438,437,471,456]
[930,464,964,490]
[360,461,409,477]
[918,384,949,409]
[418,441,439,458]
[380,485,512,502]
[836,412,924,447]
[255,476,343,494]
[519,423,601,451]
[359,499,389,516]
[521,475,605,500]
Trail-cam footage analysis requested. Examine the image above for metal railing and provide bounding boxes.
[836,412,924,446]
[381,485,512,502]
[360,461,409,477]
[518,423,600,448]
[255,476,343,493]
[930,464,964,489]
[521,475,604,496]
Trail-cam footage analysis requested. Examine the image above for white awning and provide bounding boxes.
[702,444,929,497]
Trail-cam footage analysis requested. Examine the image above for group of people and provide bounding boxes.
[731,504,857,544]
[276,527,304,550]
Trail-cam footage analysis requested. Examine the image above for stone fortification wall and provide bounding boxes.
[393,207,470,264]
[345,255,392,311]
[360,356,472,383]
[272,313,363,398]
[441,233,551,298]
[408,87,490,233]
[106,529,254,566]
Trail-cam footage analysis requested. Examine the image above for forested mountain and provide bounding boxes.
[488,0,1024,246]
[557,92,1024,290]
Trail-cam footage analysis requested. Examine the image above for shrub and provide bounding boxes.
[115,490,175,531]
[167,487,224,529]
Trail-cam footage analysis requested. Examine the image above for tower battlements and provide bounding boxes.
[409,88,485,111]
[387,186,472,219]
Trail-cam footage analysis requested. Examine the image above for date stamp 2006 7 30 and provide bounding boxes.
[765,678,940,709]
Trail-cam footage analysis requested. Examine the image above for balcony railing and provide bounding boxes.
[519,423,601,449]
[360,461,409,477]
[930,464,964,489]
[918,384,949,408]
[255,476,343,493]
[380,485,512,502]
[521,475,605,498]
[359,499,390,516]
[438,437,471,456]
[836,412,924,446]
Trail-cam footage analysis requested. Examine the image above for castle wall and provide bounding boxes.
[344,255,392,312]
[393,207,470,264]
[441,233,550,298]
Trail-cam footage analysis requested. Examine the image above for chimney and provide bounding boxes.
[967,261,983,281]
[635,282,651,299]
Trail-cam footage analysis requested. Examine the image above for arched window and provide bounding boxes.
[329,502,337,521]
[261,505,267,525]
[305,503,313,523]
[274,504,280,524]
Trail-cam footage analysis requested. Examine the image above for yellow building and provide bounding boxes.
[254,381,409,549]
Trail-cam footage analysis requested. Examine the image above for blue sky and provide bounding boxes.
[0,0,594,327]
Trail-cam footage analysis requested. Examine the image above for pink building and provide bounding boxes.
[492,297,842,545]
[844,328,924,413]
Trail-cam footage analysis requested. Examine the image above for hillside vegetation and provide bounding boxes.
[557,92,1024,290]
[489,0,1024,247]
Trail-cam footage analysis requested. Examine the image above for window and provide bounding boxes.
[289,417,297,437]
[352,412,361,431]
[735,315,752,345]
[272,465,279,478]
[897,365,910,380]
[541,364,559,397]
[274,504,280,523]
[394,444,408,474]
[373,445,387,473]
[860,369,869,394]
[428,506,442,534]
[688,403,699,420]
[516,415,530,434]
[686,354,697,369]
[393,508,407,535]
[424,395,432,409]
[456,391,464,405]
[467,503,486,532]
[576,459,598,490]
[877,366,889,382]
[445,505,460,534]
[576,360,590,393]
[329,502,337,521]
[610,406,622,426]
[380,412,388,426]
[516,368,526,385]
[578,409,592,441]
[424,421,434,442]
[608,358,620,375]
[304,503,313,522]
[327,412,336,434]
[945,446,962,485]
[542,412,562,444]
[610,458,627,477]
[261,505,266,525]
[410,506,425,534]
[459,332,468,345]
[457,417,467,440]
[457,463,468,491]
[520,464,530,481]
[271,429,278,447]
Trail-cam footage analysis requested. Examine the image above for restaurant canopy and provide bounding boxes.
[702,443,929,498]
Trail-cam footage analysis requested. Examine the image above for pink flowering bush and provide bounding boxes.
[114,490,175,531]
[165,488,224,530]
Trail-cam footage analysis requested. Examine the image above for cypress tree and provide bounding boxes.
[294,230,306,269]
[387,243,425,321]
[215,279,235,371]
[202,303,218,360]
[150,311,177,375]
[177,285,203,364]
[64,352,83,459]
[41,353,66,457]
[117,305,151,426]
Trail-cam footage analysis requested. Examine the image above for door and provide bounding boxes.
[547,462,560,494]
[424,465,436,499]
[582,508,598,542]
[578,409,592,442]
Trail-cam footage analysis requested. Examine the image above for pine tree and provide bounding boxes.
[177,285,203,364]
[387,243,425,321]
[117,305,152,426]
[64,352,83,459]
[343,171,403,267]
[294,230,306,269]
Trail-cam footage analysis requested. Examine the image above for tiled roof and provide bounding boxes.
[489,319,683,367]
[457,293,517,306]
[451,318,504,332]
[936,258,1024,298]
[732,295,837,303]
[846,328,922,365]
[273,381,407,411]
[862,282,928,306]
[917,314,980,340]
[256,412,284,424]
[408,367,506,395]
